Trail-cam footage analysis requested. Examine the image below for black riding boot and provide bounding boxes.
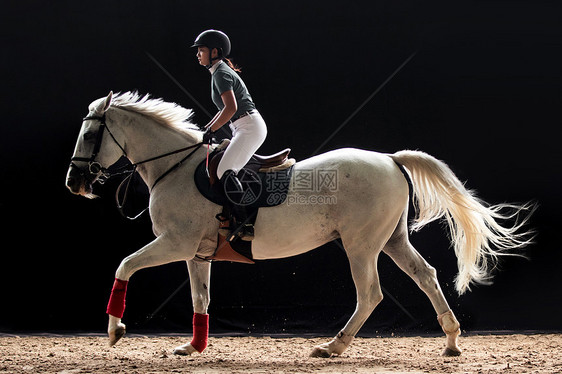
[220,170,255,241]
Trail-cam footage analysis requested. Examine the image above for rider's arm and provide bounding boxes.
[206,90,237,132]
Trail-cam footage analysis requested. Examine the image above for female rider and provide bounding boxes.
[192,29,267,241]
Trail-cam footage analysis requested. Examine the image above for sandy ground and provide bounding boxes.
[0,333,560,373]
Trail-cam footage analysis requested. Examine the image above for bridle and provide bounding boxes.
[70,113,204,218]
[70,113,127,181]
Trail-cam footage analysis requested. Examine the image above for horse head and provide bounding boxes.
[66,91,126,198]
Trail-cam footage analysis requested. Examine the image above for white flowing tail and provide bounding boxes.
[390,150,535,294]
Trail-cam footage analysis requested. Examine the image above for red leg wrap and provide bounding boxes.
[190,313,209,353]
[106,278,128,318]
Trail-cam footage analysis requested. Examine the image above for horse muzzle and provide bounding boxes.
[66,164,97,198]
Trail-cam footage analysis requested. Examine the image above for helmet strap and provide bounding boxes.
[205,56,221,70]
[205,48,223,69]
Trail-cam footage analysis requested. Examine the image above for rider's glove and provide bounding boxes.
[202,127,215,144]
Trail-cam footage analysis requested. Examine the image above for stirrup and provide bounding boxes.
[240,224,254,241]
[227,223,255,242]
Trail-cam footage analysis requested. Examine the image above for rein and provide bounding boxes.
[71,113,203,219]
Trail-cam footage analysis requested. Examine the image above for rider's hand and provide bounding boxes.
[202,127,214,144]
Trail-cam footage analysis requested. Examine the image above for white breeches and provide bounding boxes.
[217,111,267,179]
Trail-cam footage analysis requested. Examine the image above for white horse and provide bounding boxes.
[66,91,533,358]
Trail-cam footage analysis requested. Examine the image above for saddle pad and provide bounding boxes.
[194,159,294,209]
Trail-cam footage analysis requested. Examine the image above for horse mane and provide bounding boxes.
[99,91,201,135]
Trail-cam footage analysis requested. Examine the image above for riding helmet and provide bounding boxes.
[191,29,231,57]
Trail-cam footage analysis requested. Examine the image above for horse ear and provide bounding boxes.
[102,91,113,112]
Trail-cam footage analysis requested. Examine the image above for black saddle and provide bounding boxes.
[195,141,295,208]
[207,146,292,185]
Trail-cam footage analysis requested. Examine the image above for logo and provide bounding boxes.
[223,168,262,206]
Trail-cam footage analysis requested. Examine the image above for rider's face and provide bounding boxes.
[197,47,219,66]
[197,47,210,66]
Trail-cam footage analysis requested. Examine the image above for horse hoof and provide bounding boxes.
[173,343,197,356]
[108,323,126,346]
[310,345,332,358]
[443,347,462,357]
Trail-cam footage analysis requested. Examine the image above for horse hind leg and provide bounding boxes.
[383,211,462,356]
[310,237,385,358]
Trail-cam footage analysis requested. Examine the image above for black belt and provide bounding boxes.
[232,109,257,122]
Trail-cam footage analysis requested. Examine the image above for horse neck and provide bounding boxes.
[109,108,202,188]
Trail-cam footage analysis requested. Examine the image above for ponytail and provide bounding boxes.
[223,57,241,73]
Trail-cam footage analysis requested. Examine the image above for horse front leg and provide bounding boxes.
[106,235,195,346]
[174,259,212,355]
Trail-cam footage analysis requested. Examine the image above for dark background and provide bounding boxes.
[1,1,560,336]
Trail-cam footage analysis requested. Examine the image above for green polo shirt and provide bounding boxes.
[211,61,256,119]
